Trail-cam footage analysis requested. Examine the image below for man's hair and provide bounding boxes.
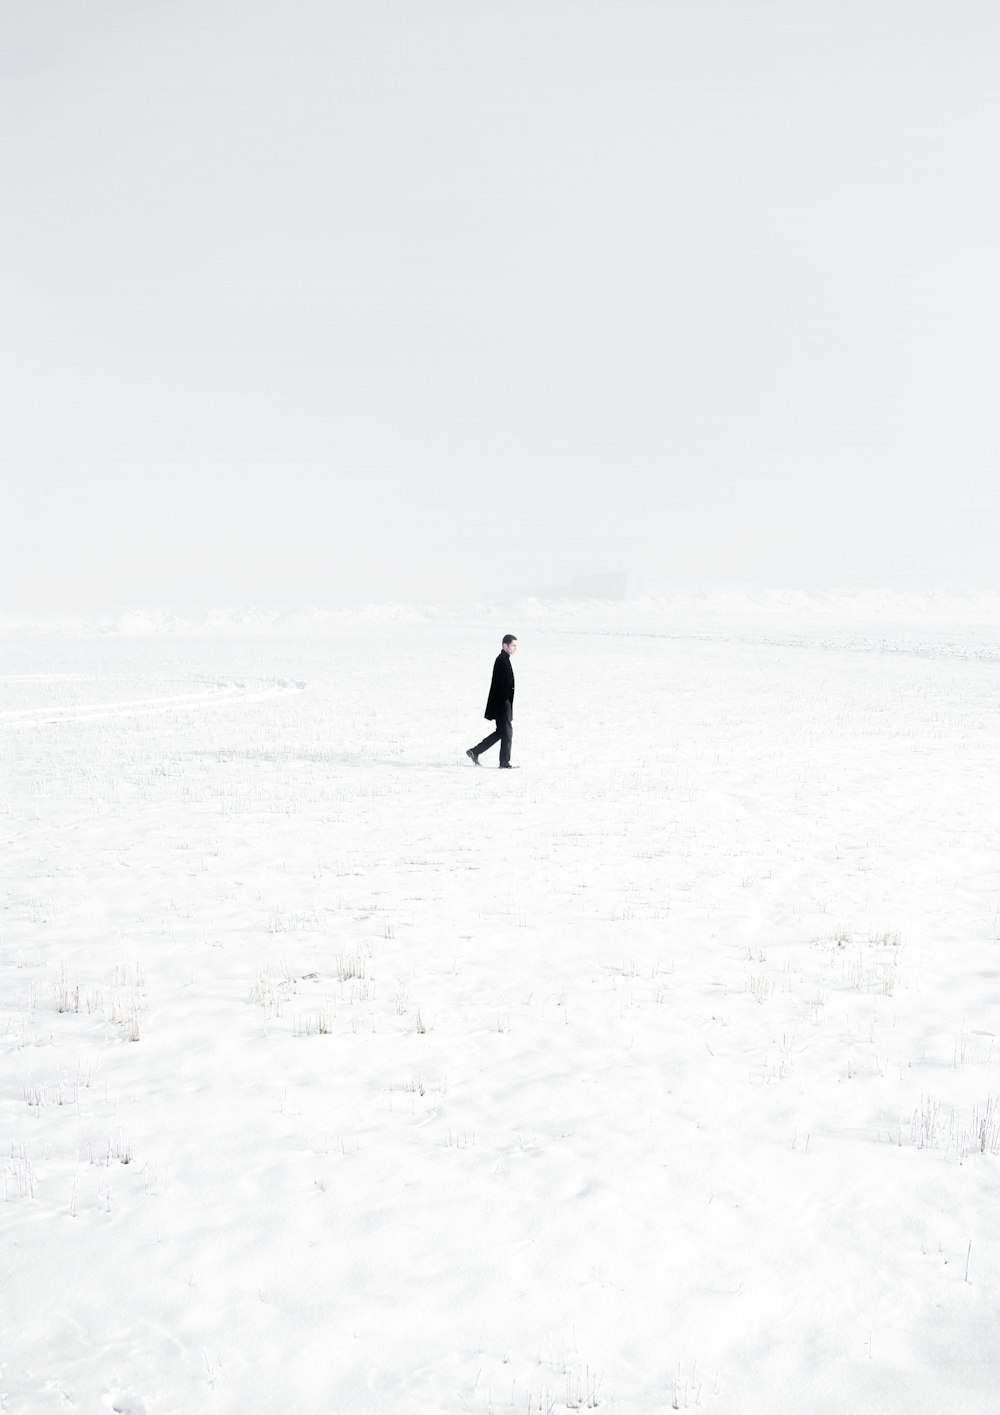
[502,634,517,646]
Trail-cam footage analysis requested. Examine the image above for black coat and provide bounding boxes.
[484,650,515,721]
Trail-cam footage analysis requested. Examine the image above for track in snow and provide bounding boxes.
[0,678,306,725]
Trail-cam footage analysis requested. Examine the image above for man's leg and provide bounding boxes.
[498,700,513,768]
[470,724,502,759]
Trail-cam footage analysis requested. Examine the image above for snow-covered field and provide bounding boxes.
[4,598,1000,1414]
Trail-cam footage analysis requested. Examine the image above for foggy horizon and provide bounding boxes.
[4,0,999,612]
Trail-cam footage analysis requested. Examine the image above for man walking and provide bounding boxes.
[467,635,517,768]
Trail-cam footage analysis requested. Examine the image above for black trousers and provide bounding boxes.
[472,699,513,767]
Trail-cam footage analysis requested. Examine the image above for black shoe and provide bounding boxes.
[498,763,518,769]
[466,749,480,765]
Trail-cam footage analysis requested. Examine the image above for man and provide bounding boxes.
[467,634,517,768]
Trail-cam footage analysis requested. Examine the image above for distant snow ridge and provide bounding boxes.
[112,608,191,635]
[272,604,329,627]
[110,606,282,635]
[3,590,1000,639]
[511,588,1000,624]
[201,606,275,631]
[354,601,439,622]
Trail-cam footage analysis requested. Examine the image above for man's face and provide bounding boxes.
[504,639,517,655]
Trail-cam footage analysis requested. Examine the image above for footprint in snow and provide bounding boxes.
[104,1395,147,1415]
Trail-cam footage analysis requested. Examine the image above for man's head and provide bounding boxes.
[502,635,517,655]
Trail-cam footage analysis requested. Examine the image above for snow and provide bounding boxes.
[3,602,1000,1413]
[5,588,1000,642]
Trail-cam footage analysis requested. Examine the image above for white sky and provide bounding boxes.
[3,0,998,609]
